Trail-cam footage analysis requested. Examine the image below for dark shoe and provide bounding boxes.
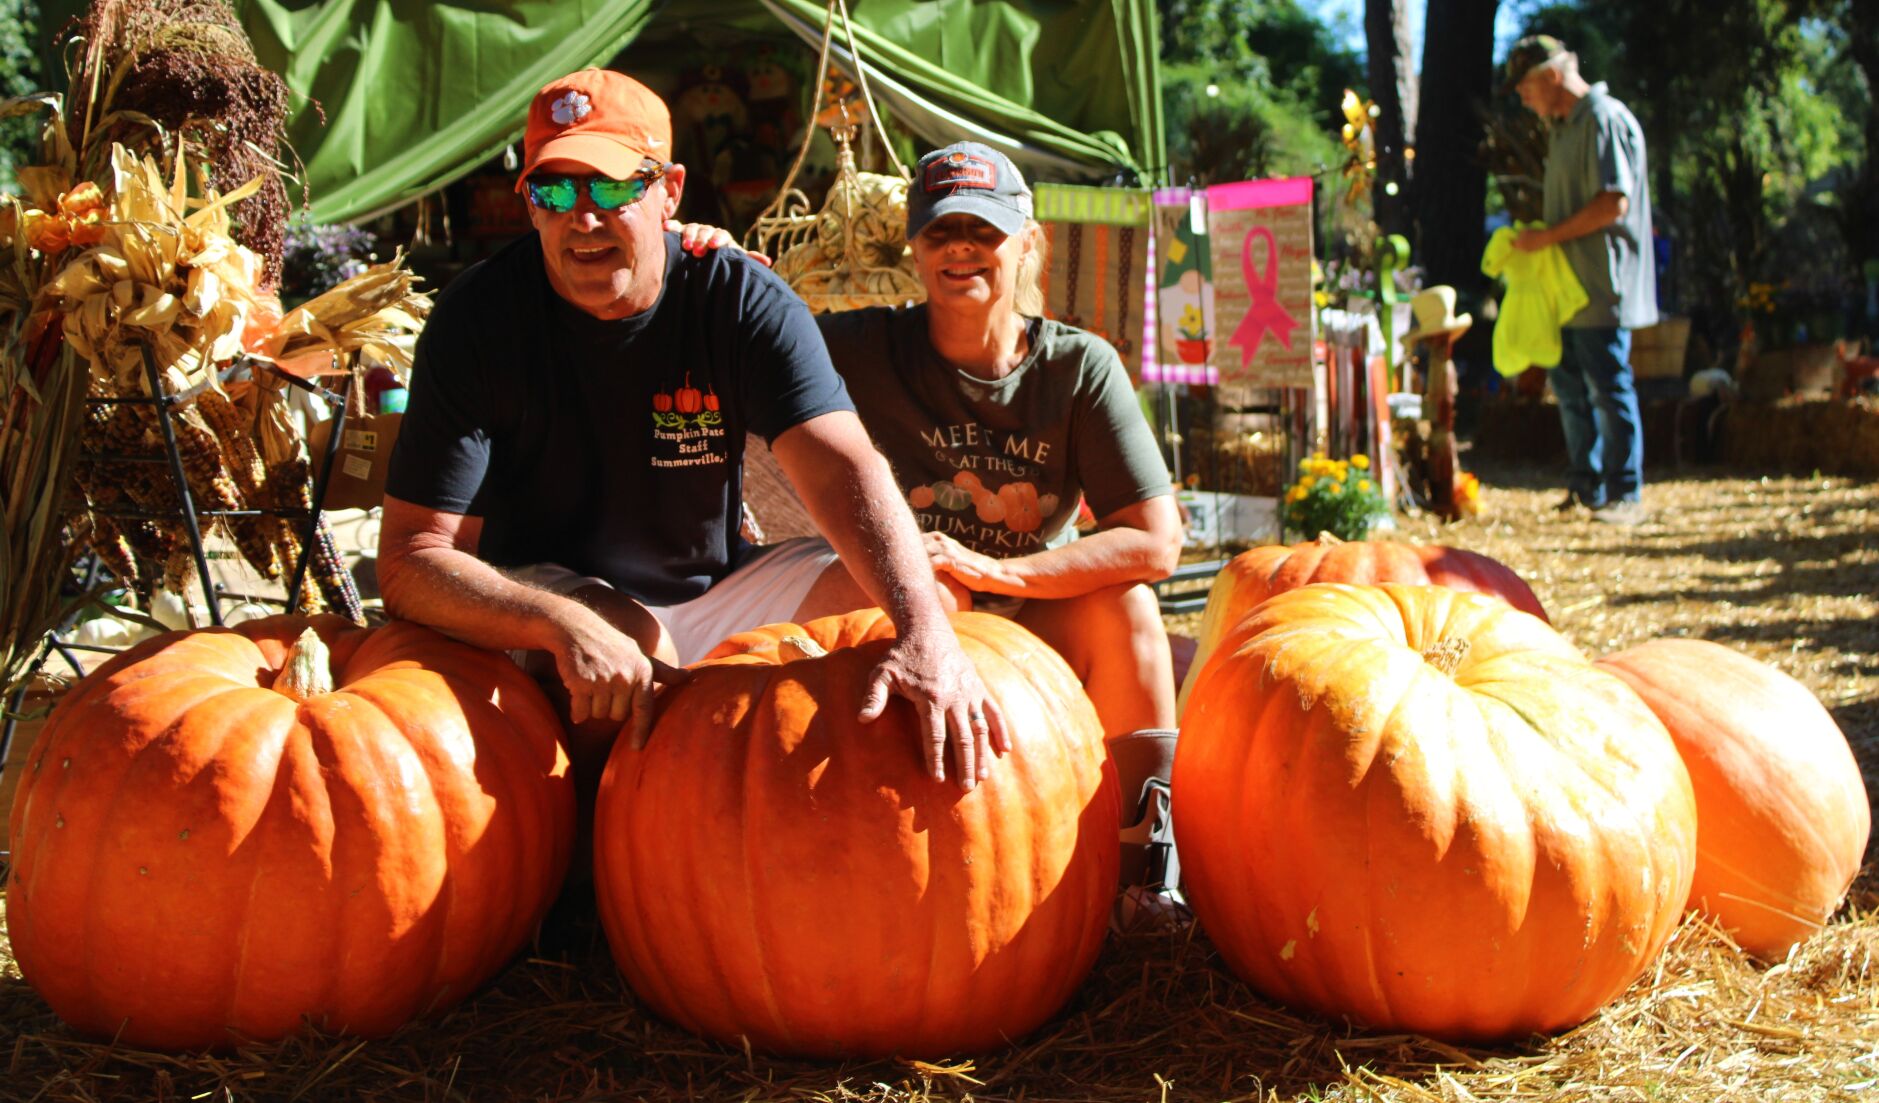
[1554,492,1591,514]
[1592,499,1647,526]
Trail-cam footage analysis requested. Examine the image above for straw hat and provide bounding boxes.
[1402,285,1473,345]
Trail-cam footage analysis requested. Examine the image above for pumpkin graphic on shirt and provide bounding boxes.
[929,481,972,511]
[675,374,704,414]
[998,483,1044,532]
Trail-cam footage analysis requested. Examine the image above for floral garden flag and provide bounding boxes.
[1152,187,1215,385]
[1205,177,1315,388]
[1033,183,1152,382]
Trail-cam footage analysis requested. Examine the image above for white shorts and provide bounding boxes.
[509,536,841,665]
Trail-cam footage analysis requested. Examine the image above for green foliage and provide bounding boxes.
[1159,0,1357,186]
[1283,453,1390,542]
[1162,61,1340,186]
[0,0,42,194]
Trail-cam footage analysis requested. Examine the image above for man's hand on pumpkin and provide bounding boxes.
[552,614,686,750]
[666,220,773,267]
[858,627,1010,791]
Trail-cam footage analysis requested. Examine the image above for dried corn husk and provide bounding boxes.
[39,143,264,394]
[24,138,373,613]
[251,256,430,382]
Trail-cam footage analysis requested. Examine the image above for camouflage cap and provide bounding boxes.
[1501,34,1568,94]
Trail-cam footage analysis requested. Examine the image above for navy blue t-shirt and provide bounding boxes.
[386,231,852,604]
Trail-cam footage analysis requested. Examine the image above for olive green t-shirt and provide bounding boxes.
[816,305,1171,558]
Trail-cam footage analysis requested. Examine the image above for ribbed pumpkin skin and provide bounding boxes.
[1175,584,1695,1042]
[593,609,1117,1058]
[1597,638,1871,959]
[5,615,575,1050]
[1177,535,1548,716]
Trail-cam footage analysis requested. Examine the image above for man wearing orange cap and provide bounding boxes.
[379,69,1005,792]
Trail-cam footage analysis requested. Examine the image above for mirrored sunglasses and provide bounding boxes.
[525,167,666,213]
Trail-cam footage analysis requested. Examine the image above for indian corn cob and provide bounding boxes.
[194,387,283,579]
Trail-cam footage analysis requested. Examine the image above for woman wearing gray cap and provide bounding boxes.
[682,142,1186,911]
[813,142,1185,912]
[811,142,1181,737]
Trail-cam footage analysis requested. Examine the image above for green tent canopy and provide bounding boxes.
[40,0,1165,224]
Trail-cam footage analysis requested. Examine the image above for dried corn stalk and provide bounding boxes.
[1,95,90,700]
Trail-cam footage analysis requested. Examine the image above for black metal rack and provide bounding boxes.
[0,349,355,812]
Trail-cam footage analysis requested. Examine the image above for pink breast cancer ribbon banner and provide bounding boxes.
[1206,177,1314,388]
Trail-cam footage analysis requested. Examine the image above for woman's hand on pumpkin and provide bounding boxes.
[858,628,1010,791]
[923,531,1019,595]
[665,220,773,267]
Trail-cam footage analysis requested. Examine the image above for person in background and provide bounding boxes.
[1507,34,1659,525]
[377,69,1007,805]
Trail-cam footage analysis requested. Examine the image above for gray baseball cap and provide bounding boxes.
[1501,34,1568,94]
[906,141,1033,240]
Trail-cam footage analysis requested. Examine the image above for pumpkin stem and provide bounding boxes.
[1420,637,1471,678]
[274,627,335,700]
[777,635,828,662]
[1315,531,1345,545]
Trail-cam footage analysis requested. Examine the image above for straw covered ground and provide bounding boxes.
[2,457,1876,1102]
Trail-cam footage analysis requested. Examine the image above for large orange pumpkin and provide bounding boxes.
[593,609,1116,1057]
[1177,533,1547,716]
[1597,638,1871,959]
[1176,584,1695,1042]
[5,615,575,1049]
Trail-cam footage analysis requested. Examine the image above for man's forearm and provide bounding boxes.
[773,415,954,637]
[379,547,596,655]
[813,454,954,633]
[1545,190,1627,245]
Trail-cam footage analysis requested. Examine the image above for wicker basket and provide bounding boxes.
[754,128,924,317]
[1630,316,1691,379]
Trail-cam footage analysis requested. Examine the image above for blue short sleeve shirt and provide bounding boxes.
[1544,83,1660,330]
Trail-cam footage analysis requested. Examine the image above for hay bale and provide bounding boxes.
[1721,397,1879,475]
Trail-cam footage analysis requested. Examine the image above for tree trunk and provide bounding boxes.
[1844,18,1879,268]
[1365,0,1417,237]
[1411,0,1501,297]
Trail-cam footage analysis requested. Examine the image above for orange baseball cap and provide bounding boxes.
[514,68,672,191]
